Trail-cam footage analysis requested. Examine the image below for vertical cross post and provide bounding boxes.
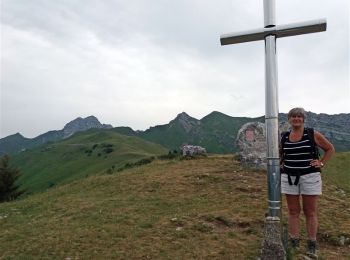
[264,0,281,218]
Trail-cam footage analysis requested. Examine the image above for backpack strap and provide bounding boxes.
[280,131,289,160]
[280,131,289,175]
[280,131,289,144]
[293,173,301,186]
[306,127,320,159]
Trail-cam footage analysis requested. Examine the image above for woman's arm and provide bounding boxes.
[310,131,335,168]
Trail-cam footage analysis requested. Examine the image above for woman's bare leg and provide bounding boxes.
[302,195,319,240]
[286,194,301,238]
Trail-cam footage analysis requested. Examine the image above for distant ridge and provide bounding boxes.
[0,116,112,155]
[136,112,264,153]
[1,111,350,155]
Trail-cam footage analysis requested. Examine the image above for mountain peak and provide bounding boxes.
[13,132,25,138]
[67,116,99,124]
[171,112,199,133]
[175,112,192,120]
[206,111,227,117]
[0,132,25,141]
[85,115,99,121]
[62,116,112,138]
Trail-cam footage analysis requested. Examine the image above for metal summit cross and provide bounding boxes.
[220,0,326,257]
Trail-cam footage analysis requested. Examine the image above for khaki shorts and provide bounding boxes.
[281,172,322,195]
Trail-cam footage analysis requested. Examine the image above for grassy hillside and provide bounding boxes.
[1,153,349,259]
[198,112,264,153]
[11,129,168,194]
[140,123,194,152]
[139,112,264,154]
[321,152,350,193]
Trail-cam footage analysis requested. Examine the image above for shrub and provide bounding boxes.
[101,143,113,148]
[158,151,179,160]
[115,157,155,172]
[135,158,154,166]
[0,155,25,202]
[85,149,93,156]
[103,147,114,154]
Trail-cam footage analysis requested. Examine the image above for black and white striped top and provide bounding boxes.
[282,129,318,175]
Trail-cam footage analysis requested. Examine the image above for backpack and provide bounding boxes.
[280,127,320,185]
[281,127,319,159]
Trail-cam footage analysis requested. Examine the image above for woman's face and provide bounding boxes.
[288,114,304,128]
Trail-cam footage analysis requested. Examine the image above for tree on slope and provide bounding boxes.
[0,155,24,202]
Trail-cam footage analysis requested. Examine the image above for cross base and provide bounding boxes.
[261,216,286,260]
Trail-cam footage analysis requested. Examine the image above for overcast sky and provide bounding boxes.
[1,0,349,138]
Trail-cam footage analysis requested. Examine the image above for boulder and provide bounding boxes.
[236,122,267,168]
[182,145,207,157]
[235,121,291,169]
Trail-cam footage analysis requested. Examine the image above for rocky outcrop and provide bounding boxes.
[169,112,201,133]
[62,116,112,138]
[181,145,207,157]
[236,122,267,168]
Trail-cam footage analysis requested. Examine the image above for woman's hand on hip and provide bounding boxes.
[310,159,323,168]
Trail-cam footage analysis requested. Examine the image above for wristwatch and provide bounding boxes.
[320,161,324,167]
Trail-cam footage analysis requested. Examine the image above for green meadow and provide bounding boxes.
[0,152,349,259]
[321,152,350,193]
[12,129,167,194]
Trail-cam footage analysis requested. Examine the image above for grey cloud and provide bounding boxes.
[0,0,349,138]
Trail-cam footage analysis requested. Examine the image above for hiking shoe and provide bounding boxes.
[289,237,300,248]
[306,240,318,259]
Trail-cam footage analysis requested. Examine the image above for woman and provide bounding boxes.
[280,107,335,258]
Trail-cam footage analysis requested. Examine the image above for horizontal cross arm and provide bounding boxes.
[276,18,327,38]
[220,18,326,45]
[221,27,267,45]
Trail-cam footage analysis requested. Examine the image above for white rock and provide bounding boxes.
[182,145,206,157]
[339,236,346,246]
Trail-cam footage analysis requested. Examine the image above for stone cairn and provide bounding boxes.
[182,145,207,157]
[236,121,290,169]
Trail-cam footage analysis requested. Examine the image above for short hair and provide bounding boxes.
[288,107,306,120]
